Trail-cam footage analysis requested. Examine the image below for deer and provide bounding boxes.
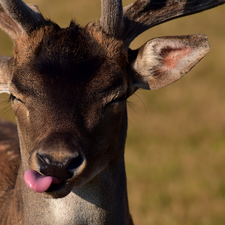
[0,0,224,224]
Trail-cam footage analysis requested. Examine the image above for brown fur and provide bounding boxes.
[0,1,211,224]
[0,119,20,217]
[0,21,133,224]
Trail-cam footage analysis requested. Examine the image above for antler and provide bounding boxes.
[100,0,124,39]
[0,0,49,38]
[122,0,225,48]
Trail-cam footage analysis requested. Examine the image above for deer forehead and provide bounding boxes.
[10,23,128,103]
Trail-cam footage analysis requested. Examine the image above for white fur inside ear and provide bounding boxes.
[133,40,161,76]
[159,45,192,71]
[0,56,11,93]
[134,37,206,77]
[28,4,41,14]
[0,84,10,94]
[131,35,210,90]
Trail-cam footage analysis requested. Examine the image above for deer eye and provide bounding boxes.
[108,94,126,106]
[9,94,23,104]
[9,94,16,101]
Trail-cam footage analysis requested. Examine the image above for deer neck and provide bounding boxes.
[13,153,130,225]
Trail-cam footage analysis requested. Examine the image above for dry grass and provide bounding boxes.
[1,1,225,224]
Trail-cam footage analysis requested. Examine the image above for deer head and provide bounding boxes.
[0,0,221,201]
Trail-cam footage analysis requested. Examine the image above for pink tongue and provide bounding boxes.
[24,170,62,193]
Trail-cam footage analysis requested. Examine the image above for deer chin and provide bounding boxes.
[24,170,76,198]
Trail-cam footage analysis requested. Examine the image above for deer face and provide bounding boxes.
[0,1,210,199]
[8,23,128,198]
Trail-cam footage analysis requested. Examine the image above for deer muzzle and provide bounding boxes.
[25,133,86,195]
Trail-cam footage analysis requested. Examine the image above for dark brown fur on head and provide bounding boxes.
[11,21,127,100]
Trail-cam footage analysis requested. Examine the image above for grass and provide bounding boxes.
[1,1,225,224]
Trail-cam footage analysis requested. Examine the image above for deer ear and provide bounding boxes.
[0,3,45,40]
[0,4,22,39]
[0,56,11,94]
[128,34,210,92]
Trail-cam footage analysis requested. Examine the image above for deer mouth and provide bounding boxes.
[24,169,67,193]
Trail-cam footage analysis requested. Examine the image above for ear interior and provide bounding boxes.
[0,3,44,40]
[0,84,9,94]
[0,5,22,38]
[129,34,210,91]
[0,56,11,94]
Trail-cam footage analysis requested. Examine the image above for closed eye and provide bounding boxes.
[9,94,23,104]
[108,94,126,105]
[9,94,16,101]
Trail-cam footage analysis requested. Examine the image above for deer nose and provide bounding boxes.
[36,152,84,180]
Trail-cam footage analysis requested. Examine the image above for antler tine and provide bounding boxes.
[0,0,49,34]
[122,0,225,49]
[100,0,124,39]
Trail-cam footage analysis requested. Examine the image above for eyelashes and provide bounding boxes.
[107,94,126,106]
[9,94,23,104]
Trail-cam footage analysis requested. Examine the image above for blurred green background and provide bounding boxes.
[1,1,225,224]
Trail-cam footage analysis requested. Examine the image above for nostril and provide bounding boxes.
[36,152,84,180]
[37,153,49,170]
[67,154,84,173]
[37,153,49,164]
